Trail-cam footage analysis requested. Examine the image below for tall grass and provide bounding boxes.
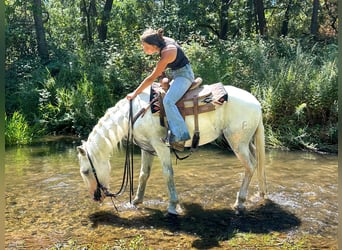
[5,111,33,145]
[186,37,337,151]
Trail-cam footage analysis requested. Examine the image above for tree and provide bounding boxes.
[245,0,254,35]
[310,0,320,36]
[80,0,97,46]
[254,0,267,36]
[280,0,292,36]
[97,0,114,42]
[32,0,49,63]
[218,0,232,40]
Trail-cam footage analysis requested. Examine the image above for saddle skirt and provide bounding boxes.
[150,81,228,118]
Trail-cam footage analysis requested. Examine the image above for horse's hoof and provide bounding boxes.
[167,208,179,216]
[259,191,266,199]
[132,198,143,206]
[234,208,246,215]
[233,204,246,215]
[164,211,179,218]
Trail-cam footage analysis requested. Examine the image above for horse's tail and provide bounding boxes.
[255,117,267,198]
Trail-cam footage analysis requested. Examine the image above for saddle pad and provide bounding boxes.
[150,82,228,115]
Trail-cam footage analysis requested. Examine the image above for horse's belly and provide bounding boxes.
[184,110,222,146]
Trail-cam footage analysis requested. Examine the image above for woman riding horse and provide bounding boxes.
[126,28,194,151]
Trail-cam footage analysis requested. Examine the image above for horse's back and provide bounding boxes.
[225,85,261,106]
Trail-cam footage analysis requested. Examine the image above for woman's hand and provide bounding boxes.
[126,92,136,100]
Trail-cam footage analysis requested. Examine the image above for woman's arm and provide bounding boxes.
[126,45,177,100]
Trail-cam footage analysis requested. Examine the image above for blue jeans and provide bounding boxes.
[163,64,194,142]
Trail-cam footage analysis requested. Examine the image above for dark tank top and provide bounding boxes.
[160,42,189,70]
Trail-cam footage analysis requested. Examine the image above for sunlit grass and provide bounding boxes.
[46,233,337,250]
[5,111,33,146]
[223,232,311,249]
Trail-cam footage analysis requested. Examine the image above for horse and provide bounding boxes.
[77,83,267,215]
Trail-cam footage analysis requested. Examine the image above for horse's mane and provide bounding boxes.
[86,98,130,158]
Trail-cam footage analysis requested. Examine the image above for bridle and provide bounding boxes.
[86,100,136,211]
[86,151,117,201]
[85,94,189,210]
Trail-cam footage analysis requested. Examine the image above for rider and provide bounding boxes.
[126,28,195,150]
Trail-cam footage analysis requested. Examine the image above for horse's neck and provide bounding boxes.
[87,100,130,159]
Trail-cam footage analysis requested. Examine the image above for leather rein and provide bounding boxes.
[86,93,190,210]
[86,100,135,211]
[86,94,162,210]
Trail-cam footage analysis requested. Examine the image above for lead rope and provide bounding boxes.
[127,100,134,203]
[112,100,134,202]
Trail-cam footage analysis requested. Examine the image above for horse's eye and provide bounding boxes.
[81,169,90,175]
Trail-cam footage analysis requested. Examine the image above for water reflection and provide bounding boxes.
[5,139,337,249]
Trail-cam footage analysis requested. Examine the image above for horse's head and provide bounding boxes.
[77,141,111,203]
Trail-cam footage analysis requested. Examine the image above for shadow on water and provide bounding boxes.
[89,199,300,249]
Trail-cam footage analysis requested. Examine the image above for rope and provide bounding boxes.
[112,100,135,202]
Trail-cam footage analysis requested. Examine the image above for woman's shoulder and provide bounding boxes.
[164,37,176,43]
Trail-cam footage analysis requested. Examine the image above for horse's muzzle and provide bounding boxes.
[93,186,104,201]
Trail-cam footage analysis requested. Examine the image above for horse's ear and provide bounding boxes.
[77,145,86,156]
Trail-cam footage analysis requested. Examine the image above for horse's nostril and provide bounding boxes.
[82,169,90,175]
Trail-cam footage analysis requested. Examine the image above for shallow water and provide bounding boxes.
[5,138,337,249]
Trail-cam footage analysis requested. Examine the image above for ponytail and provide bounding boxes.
[141,28,166,48]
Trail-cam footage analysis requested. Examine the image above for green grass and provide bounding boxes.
[5,111,33,146]
[46,233,334,250]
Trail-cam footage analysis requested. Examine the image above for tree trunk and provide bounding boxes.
[245,0,254,35]
[219,0,231,40]
[280,0,292,36]
[32,0,49,63]
[253,0,267,37]
[97,0,114,42]
[80,0,97,46]
[310,0,320,35]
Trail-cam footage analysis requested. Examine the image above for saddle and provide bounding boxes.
[149,78,228,150]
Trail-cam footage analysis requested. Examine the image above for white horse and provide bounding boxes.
[77,84,266,215]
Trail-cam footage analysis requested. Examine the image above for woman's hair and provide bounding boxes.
[140,28,166,48]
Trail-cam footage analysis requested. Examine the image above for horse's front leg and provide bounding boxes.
[133,149,154,205]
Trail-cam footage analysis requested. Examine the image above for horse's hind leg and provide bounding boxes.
[133,149,154,205]
[231,143,257,212]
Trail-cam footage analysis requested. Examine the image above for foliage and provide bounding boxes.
[5,111,33,145]
[186,37,337,151]
[4,0,338,151]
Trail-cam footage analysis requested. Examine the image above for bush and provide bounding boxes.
[185,37,337,151]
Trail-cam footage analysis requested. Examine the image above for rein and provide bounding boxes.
[87,100,135,211]
[86,95,192,210]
